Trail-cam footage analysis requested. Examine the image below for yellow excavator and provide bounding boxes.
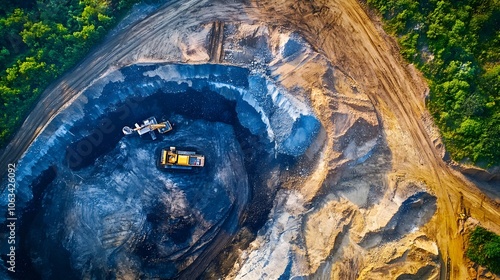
[122,116,172,140]
[158,147,205,170]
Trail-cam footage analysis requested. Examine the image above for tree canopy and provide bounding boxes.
[368,0,500,167]
[0,0,140,148]
[467,226,500,274]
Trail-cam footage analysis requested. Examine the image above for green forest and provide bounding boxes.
[467,226,500,274]
[0,0,141,148]
[367,0,500,167]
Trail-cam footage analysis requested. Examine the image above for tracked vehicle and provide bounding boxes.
[158,147,205,170]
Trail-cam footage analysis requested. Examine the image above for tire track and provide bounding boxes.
[247,0,500,279]
[1,0,499,278]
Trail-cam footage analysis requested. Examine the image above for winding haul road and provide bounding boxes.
[1,0,499,279]
[247,1,500,278]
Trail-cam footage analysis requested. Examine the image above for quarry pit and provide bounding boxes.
[1,0,500,279]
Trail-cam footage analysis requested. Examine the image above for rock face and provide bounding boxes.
[3,61,321,278]
[16,118,251,278]
[61,121,246,278]
[222,28,440,277]
[3,0,490,279]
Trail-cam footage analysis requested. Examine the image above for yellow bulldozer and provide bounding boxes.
[158,147,205,171]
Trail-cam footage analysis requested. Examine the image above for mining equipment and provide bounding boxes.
[122,116,172,140]
[158,147,205,170]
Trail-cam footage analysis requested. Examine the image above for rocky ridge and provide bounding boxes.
[1,0,499,279]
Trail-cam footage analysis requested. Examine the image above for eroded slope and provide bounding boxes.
[1,0,499,279]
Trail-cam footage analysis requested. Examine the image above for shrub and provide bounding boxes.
[467,226,500,274]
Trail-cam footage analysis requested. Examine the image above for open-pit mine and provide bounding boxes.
[1,0,499,279]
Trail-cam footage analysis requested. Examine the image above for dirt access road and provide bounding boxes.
[1,0,499,279]
[245,0,500,278]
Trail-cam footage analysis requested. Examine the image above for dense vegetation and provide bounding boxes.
[367,0,500,167]
[0,0,142,148]
[467,226,500,274]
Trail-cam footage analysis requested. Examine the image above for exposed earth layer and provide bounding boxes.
[1,0,499,279]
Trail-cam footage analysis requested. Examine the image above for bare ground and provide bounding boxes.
[244,0,500,278]
[1,0,499,279]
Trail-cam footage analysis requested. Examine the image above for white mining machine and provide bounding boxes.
[122,116,172,140]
